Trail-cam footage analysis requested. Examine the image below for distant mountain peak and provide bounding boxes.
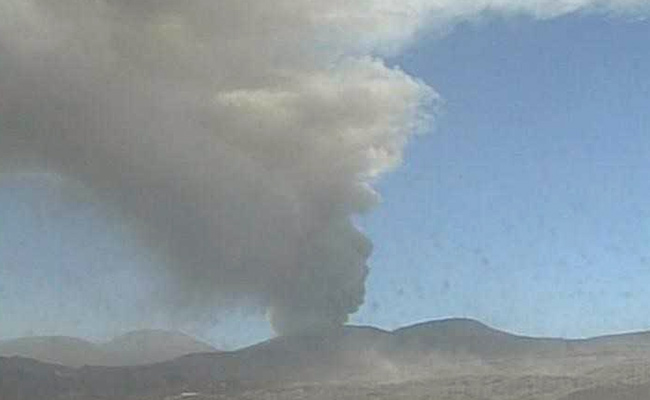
[0,329,217,367]
[393,317,503,336]
[106,329,212,346]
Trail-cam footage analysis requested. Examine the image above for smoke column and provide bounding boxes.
[0,0,646,334]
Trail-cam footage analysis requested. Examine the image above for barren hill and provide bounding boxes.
[3,319,650,400]
[0,330,217,367]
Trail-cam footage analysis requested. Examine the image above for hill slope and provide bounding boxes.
[0,330,217,367]
[3,318,650,399]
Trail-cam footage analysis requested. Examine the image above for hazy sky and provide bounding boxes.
[1,7,649,348]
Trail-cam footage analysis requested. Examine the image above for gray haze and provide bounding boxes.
[0,0,647,335]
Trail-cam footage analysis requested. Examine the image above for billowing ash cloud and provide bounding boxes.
[0,0,646,334]
[0,0,434,334]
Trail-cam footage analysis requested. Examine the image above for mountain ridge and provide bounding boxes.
[0,329,217,367]
[3,318,650,399]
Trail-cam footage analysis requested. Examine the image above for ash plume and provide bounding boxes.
[0,0,646,335]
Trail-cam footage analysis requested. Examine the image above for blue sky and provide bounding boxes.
[354,14,650,339]
[1,12,649,348]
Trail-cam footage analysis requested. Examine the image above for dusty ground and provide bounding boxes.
[140,350,650,400]
[4,320,650,400]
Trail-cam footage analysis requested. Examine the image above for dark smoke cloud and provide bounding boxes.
[0,0,433,334]
[1,0,646,334]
